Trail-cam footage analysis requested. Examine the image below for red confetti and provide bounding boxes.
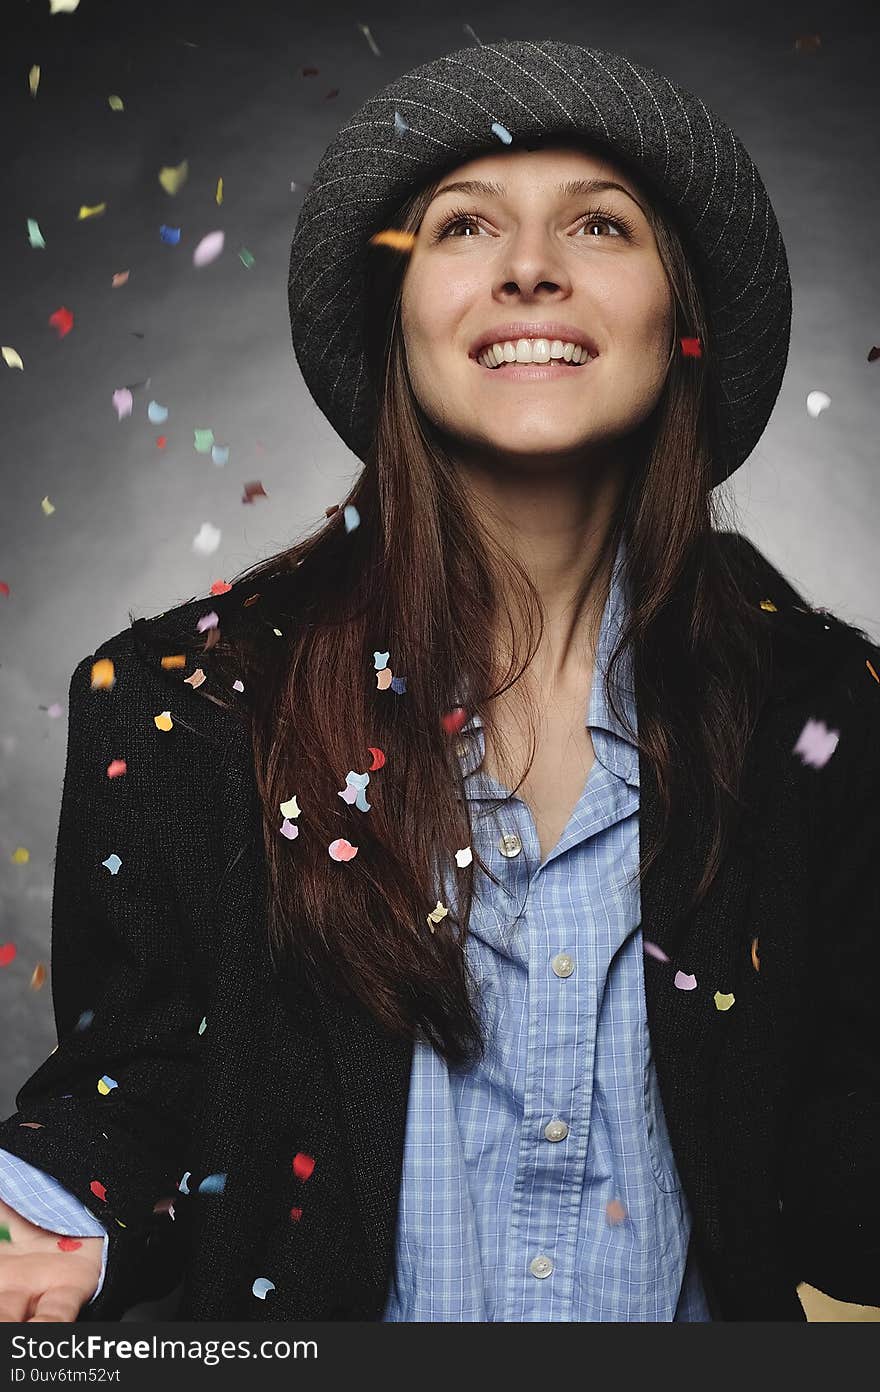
[441,707,468,735]
[367,746,386,771]
[56,1237,82,1251]
[89,1180,107,1202]
[210,580,233,595]
[49,307,74,338]
[106,759,127,778]
[242,481,268,505]
[0,582,9,597]
[156,436,167,449]
[292,1153,315,1181]
[680,336,702,358]
[0,943,17,967]
[289,1207,303,1222]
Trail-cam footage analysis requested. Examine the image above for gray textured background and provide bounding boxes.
[1,1,878,1129]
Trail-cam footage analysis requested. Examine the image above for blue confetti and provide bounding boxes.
[491,121,512,144]
[102,854,122,875]
[198,1172,227,1195]
[160,225,181,245]
[252,1277,276,1299]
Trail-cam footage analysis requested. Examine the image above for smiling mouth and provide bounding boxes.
[472,355,597,377]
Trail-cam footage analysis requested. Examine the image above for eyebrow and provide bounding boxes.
[428,177,647,217]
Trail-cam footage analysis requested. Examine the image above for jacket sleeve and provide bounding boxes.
[779,648,880,1307]
[0,1148,108,1302]
[0,647,206,1321]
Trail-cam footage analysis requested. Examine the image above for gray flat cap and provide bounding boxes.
[288,38,792,487]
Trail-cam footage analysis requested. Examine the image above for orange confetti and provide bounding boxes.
[160,653,187,670]
[606,1199,628,1225]
[90,658,115,690]
[751,936,760,972]
[866,659,879,684]
[368,228,416,253]
[106,759,126,778]
[29,962,47,991]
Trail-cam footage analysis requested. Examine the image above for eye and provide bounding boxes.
[430,203,637,242]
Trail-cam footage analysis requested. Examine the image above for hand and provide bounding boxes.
[0,1195,103,1321]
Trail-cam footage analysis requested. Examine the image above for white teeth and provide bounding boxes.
[476,336,593,369]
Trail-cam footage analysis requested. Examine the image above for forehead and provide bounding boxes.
[427,139,645,206]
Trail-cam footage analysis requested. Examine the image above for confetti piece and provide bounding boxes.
[11,847,29,864]
[27,219,45,249]
[211,444,229,466]
[280,795,301,819]
[390,676,406,694]
[75,1010,94,1031]
[329,838,358,862]
[492,121,512,144]
[343,504,360,531]
[56,1237,82,1251]
[159,225,181,245]
[441,707,468,735]
[215,177,223,205]
[160,654,186,670]
[90,658,115,689]
[19,1122,43,1129]
[680,336,702,358]
[714,991,735,1011]
[77,204,106,221]
[192,523,221,556]
[674,971,697,991]
[252,1277,275,1299]
[243,481,267,504]
[153,1198,176,1218]
[108,95,124,111]
[29,66,40,96]
[198,1016,207,1035]
[154,711,174,732]
[29,963,47,991]
[751,937,760,972]
[866,658,879,683]
[97,1075,117,1094]
[196,611,219,634]
[643,939,670,962]
[289,1207,303,1221]
[210,579,233,595]
[41,497,55,516]
[793,717,839,768]
[2,347,24,370]
[193,231,225,267]
[158,159,189,196]
[373,651,390,670]
[368,228,416,252]
[292,1153,315,1181]
[148,400,169,423]
[394,110,409,137]
[239,248,255,269]
[102,854,121,875]
[89,1181,107,1202]
[0,1226,10,1242]
[280,819,299,841]
[0,944,17,967]
[367,747,385,771]
[606,1199,628,1225]
[358,22,382,56]
[198,1173,226,1194]
[106,759,126,778]
[759,598,777,612]
[806,390,830,418]
[455,846,473,868]
[194,428,215,454]
[50,0,80,12]
[49,307,73,338]
[184,668,208,689]
[426,901,448,933]
[111,271,129,287]
[178,1172,191,1194]
[376,668,393,691]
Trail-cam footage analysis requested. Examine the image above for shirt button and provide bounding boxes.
[529,1254,553,1279]
[544,1119,569,1142]
[498,833,522,858]
[551,952,575,977]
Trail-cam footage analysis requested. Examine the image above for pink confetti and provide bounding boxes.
[793,717,839,768]
[193,231,225,267]
[329,838,358,861]
[106,759,126,778]
[643,939,669,963]
[112,388,133,420]
[674,971,698,991]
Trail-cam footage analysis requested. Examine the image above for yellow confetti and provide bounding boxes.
[215,177,224,205]
[159,159,189,196]
[11,848,30,865]
[114,1219,127,1228]
[29,66,40,97]
[108,95,124,111]
[279,795,301,819]
[759,598,777,612]
[368,228,416,253]
[77,203,107,220]
[714,990,735,1011]
[154,710,174,732]
[750,936,760,972]
[29,963,47,991]
[50,0,81,11]
[426,901,449,933]
[160,653,187,670]
[41,497,55,515]
[2,347,24,370]
[90,658,115,690]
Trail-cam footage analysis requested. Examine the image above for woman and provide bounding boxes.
[0,38,878,1323]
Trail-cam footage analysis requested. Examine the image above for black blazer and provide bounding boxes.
[2,533,879,1322]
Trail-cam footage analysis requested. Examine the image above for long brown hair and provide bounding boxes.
[138,137,791,1070]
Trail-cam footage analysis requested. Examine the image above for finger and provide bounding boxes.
[0,1290,32,1322]
[28,1285,84,1323]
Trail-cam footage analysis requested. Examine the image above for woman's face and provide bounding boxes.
[400,144,675,471]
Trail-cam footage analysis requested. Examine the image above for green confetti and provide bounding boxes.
[239,248,255,269]
[193,428,215,454]
[27,218,45,249]
[0,1224,11,1242]
[198,1016,207,1035]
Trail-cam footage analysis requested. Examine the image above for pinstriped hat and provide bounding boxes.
[288,38,792,487]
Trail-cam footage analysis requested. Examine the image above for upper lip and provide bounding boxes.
[468,322,599,359]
